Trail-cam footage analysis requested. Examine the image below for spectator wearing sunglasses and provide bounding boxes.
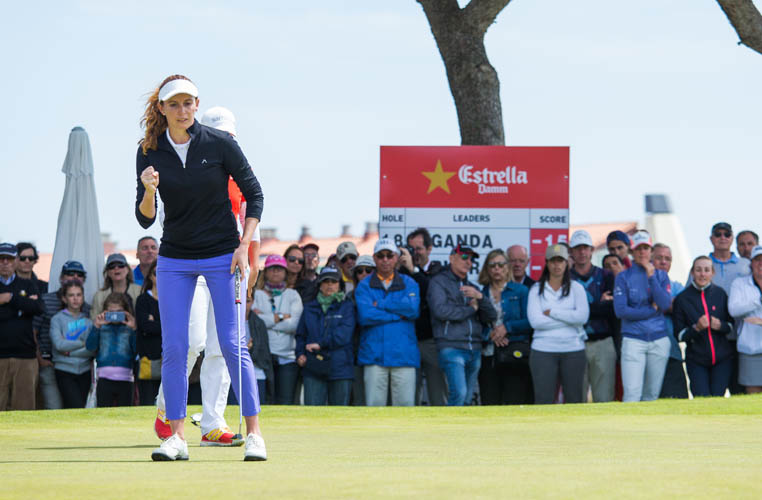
[347,255,375,405]
[406,228,447,406]
[477,249,533,405]
[336,242,359,294]
[429,244,497,406]
[33,261,90,409]
[15,242,47,294]
[283,244,318,304]
[569,230,616,403]
[301,243,320,281]
[91,253,142,320]
[355,239,420,406]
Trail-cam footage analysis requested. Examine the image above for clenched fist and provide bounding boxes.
[141,166,159,192]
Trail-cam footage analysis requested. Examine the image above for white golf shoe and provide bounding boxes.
[243,433,267,461]
[151,433,189,461]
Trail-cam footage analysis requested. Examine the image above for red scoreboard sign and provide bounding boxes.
[379,146,569,279]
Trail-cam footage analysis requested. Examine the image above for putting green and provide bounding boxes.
[1,397,761,499]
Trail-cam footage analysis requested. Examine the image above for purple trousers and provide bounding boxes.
[157,253,260,420]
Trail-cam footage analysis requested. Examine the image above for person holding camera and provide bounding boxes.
[87,292,138,407]
[91,253,142,320]
[295,267,356,405]
[428,244,497,406]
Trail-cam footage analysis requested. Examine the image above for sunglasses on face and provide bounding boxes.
[107,263,126,270]
[18,256,37,262]
[341,255,357,263]
[287,256,304,265]
[456,253,473,261]
[355,267,375,275]
[304,252,318,259]
[713,231,732,238]
[375,252,395,260]
[488,261,507,269]
[64,271,86,278]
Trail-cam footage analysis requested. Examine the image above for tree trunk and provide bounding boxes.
[418,0,512,145]
[716,0,762,54]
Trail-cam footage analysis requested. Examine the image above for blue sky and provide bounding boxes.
[2,0,760,256]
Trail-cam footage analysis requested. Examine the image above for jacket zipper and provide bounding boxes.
[700,289,716,365]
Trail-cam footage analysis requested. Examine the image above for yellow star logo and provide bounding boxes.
[422,160,455,194]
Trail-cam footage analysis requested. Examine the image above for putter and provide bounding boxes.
[234,266,244,439]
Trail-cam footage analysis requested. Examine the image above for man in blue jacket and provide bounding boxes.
[355,239,420,406]
[613,231,673,402]
[428,245,497,406]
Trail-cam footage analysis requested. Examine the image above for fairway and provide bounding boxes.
[2,398,761,499]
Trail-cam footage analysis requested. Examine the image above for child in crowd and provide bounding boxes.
[50,280,95,408]
[87,292,138,407]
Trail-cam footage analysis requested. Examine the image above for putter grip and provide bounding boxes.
[234,267,242,304]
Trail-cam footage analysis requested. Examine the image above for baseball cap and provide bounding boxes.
[630,230,653,249]
[711,222,732,235]
[264,255,288,269]
[316,266,341,284]
[373,239,399,256]
[200,106,236,136]
[545,244,569,260]
[62,260,86,275]
[0,243,17,257]
[751,246,762,261]
[158,78,198,102]
[569,230,593,248]
[105,253,128,268]
[353,255,376,270]
[451,244,479,259]
[302,242,319,252]
[337,241,359,260]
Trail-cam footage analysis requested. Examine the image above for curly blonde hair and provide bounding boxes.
[139,74,193,155]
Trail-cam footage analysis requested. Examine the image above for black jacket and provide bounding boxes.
[672,284,734,367]
[409,261,443,341]
[135,292,162,360]
[0,275,44,358]
[135,120,264,259]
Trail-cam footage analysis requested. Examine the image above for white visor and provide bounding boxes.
[158,79,199,102]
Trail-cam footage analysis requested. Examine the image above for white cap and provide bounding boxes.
[569,230,593,248]
[201,106,236,136]
[630,230,653,249]
[751,246,762,260]
[373,238,399,255]
[158,79,199,102]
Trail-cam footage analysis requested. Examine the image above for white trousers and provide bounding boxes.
[157,277,231,434]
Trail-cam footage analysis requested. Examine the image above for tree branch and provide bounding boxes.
[464,0,513,34]
[716,0,762,54]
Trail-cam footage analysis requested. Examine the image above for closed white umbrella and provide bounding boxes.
[49,126,104,302]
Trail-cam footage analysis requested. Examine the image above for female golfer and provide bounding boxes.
[136,74,265,461]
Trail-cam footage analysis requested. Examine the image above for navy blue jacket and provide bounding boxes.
[672,284,734,367]
[295,298,356,381]
[135,120,264,259]
[571,265,615,341]
[356,272,420,368]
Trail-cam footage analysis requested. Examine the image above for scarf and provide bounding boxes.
[317,291,345,313]
[264,282,286,297]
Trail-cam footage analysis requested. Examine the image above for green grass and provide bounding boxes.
[2,397,762,499]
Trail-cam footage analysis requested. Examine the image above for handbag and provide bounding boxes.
[304,350,332,378]
[138,356,162,380]
[495,341,530,366]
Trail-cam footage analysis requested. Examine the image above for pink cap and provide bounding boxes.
[264,254,288,269]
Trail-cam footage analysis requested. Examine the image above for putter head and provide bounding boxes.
[190,413,203,427]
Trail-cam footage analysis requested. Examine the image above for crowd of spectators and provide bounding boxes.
[2,220,761,410]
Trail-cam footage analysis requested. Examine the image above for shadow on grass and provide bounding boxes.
[0,459,223,463]
[28,445,155,450]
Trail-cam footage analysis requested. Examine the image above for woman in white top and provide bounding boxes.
[527,244,590,404]
[728,245,762,394]
[252,255,303,404]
